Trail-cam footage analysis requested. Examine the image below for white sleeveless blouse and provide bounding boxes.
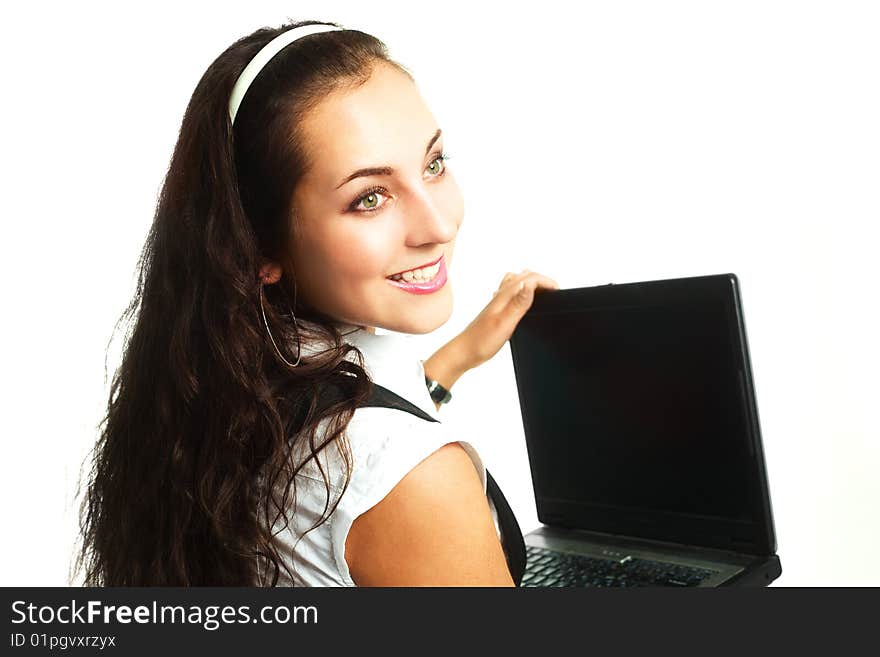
[263,323,500,587]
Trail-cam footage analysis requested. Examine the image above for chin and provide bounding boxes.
[391,291,454,335]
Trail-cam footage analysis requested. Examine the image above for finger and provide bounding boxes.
[502,269,532,282]
[493,274,536,306]
[492,271,559,305]
[496,271,521,295]
[498,271,516,287]
[498,269,530,291]
[514,275,555,305]
[525,272,561,289]
[506,271,560,291]
[510,278,538,312]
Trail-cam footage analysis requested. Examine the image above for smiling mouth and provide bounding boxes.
[386,255,444,282]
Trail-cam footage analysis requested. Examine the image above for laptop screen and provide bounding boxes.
[510,275,773,554]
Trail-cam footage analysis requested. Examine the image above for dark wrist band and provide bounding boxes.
[424,375,452,404]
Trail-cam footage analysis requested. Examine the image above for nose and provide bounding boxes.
[403,184,458,247]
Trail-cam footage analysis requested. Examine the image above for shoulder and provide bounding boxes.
[290,402,484,491]
[327,407,509,586]
[291,396,483,475]
[341,404,487,501]
[342,438,513,586]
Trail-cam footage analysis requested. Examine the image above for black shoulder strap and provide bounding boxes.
[353,379,527,587]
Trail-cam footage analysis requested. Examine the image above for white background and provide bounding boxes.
[1,1,877,586]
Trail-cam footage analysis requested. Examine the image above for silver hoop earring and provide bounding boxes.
[260,282,302,367]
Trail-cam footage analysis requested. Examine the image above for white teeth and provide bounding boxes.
[390,261,440,283]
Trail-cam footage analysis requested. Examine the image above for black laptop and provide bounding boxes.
[509,273,781,587]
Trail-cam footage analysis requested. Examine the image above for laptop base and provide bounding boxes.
[524,525,780,587]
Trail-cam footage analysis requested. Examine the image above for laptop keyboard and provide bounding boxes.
[522,545,719,587]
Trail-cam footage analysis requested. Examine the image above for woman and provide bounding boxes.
[76,19,558,586]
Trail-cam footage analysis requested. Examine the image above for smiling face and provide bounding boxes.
[285,61,464,335]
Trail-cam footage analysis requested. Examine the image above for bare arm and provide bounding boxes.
[421,335,471,412]
[344,442,514,587]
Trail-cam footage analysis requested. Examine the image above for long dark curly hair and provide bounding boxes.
[74,20,411,586]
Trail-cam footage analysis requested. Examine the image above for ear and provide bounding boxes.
[259,261,283,285]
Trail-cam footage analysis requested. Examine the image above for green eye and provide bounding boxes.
[349,186,387,213]
[426,153,449,176]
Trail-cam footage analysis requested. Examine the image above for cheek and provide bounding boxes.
[314,228,392,282]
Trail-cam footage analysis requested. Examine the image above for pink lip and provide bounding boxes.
[386,256,448,295]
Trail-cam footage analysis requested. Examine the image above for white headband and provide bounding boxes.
[228,23,345,125]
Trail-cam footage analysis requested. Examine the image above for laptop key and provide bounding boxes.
[524,547,721,587]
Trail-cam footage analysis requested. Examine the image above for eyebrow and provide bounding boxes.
[335,128,442,190]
